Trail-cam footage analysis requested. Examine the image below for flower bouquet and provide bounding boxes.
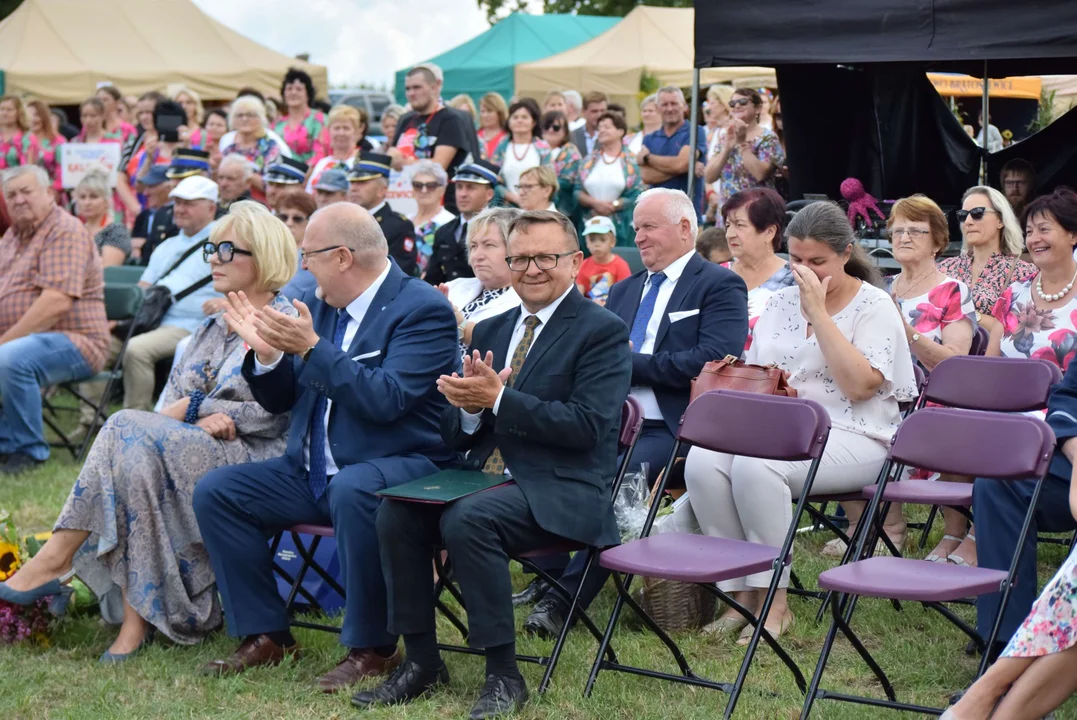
[0,510,52,645]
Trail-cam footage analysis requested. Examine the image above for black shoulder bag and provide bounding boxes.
[111,241,213,339]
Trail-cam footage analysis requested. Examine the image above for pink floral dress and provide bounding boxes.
[274,109,329,163]
[0,131,40,170]
[992,277,1077,371]
[32,133,66,189]
[1003,551,1077,658]
[892,278,977,350]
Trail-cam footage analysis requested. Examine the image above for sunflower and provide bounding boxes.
[0,540,20,582]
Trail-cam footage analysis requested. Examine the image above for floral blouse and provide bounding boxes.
[937,252,1037,318]
[31,133,65,189]
[478,129,507,162]
[710,127,785,201]
[220,135,286,176]
[891,278,977,346]
[0,131,39,170]
[722,261,795,352]
[274,109,330,163]
[993,276,1077,371]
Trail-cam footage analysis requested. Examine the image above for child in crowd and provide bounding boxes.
[576,216,632,306]
[696,226,732,264]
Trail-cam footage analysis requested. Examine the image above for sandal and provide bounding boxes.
[737,611,794,646]
[703,615,749,637]
[948,534,977,567]
[926,534,964,563]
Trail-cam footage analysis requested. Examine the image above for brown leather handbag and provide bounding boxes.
[689,355,797,403]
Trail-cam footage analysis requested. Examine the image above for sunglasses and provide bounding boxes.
[202,241,253,264]
[275,212,309,224]
[412,181,441,193]
[545,124,563,132]
[729,98,753,108]
[956,207,998,222]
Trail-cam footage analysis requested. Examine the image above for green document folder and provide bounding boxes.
[377,470,511,505]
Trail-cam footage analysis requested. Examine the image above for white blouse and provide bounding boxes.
[501,143,541,196]
[748,282,918,443]
[582,154,627,202]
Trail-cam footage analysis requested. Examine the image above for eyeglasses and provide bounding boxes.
[300,245,354,261]
[515,183,539,192]
[1003,179,1030,189]
[728,98,753,108]
[505,252,575,272]
[412,181,441,193]
[545,124,563,132]
[890,228,931,239]
[202,241,253,264]
[956,207,998,222]
[276,212,309,224]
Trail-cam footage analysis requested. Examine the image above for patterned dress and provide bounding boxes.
[710,127,785,201]
[722,261,795,352]
[219,135,287,178]
[0,131,40,170]
[890,277,977,365]
[937,252,1037,319]
[992,277,1077,371]
[274,109,329,164]
[575,150,643,246]
[31,133,65,190]
[1003,551,1077,658]
[56,298,292,644]
[548,143,582,216]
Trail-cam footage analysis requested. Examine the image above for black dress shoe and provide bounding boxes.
[351,660,449,708]
[0,453,44,476]
[469,673,528,720]
[522,598,566,640]
[511,578,550,607]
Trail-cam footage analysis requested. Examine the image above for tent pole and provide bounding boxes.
[981,60,989,183]
[687,68,701,209]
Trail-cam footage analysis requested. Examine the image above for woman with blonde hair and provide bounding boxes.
[516,165,559,212]
[378,104,406,152]
[477,92,509,161]
[626,94,662,156]
[0,201,297,662]
[74,170,130,266]
[27,99,62,186]
[221,96,287,197]
[0,95,39,170]
[449,94,479,126]
[170,85,206,148]
[306,105,367,191]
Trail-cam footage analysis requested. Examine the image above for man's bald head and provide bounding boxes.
[308,202,388,269]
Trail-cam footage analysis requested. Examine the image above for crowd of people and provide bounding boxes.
[0,60,1076,720]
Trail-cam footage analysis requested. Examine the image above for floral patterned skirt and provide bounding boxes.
[1003,550,1077,658]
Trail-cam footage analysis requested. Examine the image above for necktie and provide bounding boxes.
[629,272,667,352]
[456,221,467,245]
[308,308,349,499]
[482,315,541,474]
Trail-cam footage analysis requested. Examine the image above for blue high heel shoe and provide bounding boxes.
[0,569,75,608]
[99,628,155,664]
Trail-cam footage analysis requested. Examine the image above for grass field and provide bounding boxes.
[1,454,1075,720]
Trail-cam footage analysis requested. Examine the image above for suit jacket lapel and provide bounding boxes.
[616,272,647,329]
[654,253,703,349]
[513,290,581,389]
[346,261,405,354]
[490,307,521,373]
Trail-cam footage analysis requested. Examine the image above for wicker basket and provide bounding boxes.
[636,576,716,633]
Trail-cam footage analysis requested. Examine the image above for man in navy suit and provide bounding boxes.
[356,211,631,719]
[192,203,458,693]
[524,187,749,638]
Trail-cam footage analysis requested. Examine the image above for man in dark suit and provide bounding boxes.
[347,152,419,276]
[192,203,458,693]
[424,159,499,285]
[523,186,749,636]
[131,166,176,264]
[570,91,608,156]
[356,210,632,719]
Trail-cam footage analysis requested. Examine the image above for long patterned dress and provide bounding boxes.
[56,298,292,644]
[1003,551,1077,658]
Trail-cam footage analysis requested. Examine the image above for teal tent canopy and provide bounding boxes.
[394,13,619,107]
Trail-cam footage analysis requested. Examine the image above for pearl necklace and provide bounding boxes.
[1036,266,1077,302]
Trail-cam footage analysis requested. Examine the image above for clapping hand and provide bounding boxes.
[222,291,281,364]
[251,299,319,356]
[197,412,236,440]
[437,350,512,414]
[732,118,749,143]
[792,264,830,326]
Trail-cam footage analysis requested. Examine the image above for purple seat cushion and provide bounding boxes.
[599,533,786,583]
[818,556,1008,602]
[290,524,334,537]
[863,480,973,507]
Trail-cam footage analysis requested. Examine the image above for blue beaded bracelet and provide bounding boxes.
[185,390,206,424]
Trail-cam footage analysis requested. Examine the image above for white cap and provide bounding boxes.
[410,62,444,83]
[169,175,219,203]
[582,215,616,236]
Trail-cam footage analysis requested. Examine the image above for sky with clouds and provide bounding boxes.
[192,0,505,90]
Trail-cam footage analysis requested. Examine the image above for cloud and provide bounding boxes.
[192,0,492,89]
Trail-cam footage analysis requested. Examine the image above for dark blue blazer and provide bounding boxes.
[1046,360,1077,480]
[606,252,748,434]
[242,260,459,473]
[441,288,632,547]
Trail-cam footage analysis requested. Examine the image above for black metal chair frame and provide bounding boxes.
[269,526,347,634]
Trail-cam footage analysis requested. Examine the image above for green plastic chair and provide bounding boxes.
[611,247,645,274]
[103,264,146,285]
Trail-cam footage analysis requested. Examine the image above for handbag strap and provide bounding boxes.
[157,238,206,285]
[172,274,213,303]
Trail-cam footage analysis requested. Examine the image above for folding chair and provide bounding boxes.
[103,264,147,285]
[800,407,1055,718]
[43,284,143,460]
[269,524,346,634]
[434,396,646,693]
[584,390,832,718]
[968,325,989,357]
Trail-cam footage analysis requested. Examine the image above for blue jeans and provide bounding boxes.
[0,333,93,461]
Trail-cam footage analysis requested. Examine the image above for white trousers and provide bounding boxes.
[683,428,888,591]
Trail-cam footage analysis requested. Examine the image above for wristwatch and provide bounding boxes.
[910,331,921,344]
[301,344,317,362]
[612,199,622,210]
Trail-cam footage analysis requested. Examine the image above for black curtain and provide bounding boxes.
[987,108,1077,199]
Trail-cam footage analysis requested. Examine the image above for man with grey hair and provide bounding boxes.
[195,201,459,693]
[216,154,255,209]
[0,165,108,473]
[637,85,708,222]
[563,89,585,131]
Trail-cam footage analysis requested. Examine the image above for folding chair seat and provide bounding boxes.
[270,523,345,634]
[800,407,1055,718]
[585,390,832,719]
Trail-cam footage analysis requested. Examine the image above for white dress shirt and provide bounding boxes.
[460,284,575,435]
[255,260,392,474]
[631,249,696,420]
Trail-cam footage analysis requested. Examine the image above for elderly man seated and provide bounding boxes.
[216,154,256,210]
[358,210,632,718]
[0,165,109,474]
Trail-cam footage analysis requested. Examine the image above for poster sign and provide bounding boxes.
[386,169,417,218]
[61,143,121,189]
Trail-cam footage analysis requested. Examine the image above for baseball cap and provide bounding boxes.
[410,62,444,84]
[169,176,219,203]
[582,216,616,236]
[138,166,170,187]
[315,169,349,193]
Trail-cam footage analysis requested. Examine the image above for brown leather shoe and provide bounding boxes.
[317,647,402,693]
[201,634,301,677]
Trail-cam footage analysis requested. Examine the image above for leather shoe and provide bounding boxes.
[200,634,301,676]
[352,659,449,708]
[469,673,529,720]
[511,578,550,608]
[522,598,566,640]
[318,647,401,693]
[0,453,44,476]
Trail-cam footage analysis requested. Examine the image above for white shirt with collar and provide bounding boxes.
[460,283,575,435]
[632,249,696,420]
[367,200,388,216]
[254,259,392,475]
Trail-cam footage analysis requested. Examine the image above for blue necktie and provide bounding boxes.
[629,272,667,351]
[308,308,349,499]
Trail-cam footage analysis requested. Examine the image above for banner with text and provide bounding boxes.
[61,143,121,189]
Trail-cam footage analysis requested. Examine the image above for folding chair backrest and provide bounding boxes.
[678,390,830,461]
[969,325,990,356]
[104,264,147,285]
[618,396,645,453]
[922,355,1061,411]
[104,284,144,322]
[889,407,1054,480]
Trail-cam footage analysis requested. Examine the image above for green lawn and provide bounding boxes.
[1,455,1075,720]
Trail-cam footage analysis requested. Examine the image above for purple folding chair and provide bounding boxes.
[433,396,645,693]
[968,325,990,357]
[800,407,1055,718]
[583,390,831,719]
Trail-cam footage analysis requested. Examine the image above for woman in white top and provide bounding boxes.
[575,112,643,245]
[408,160,456,276]
[438,207,522,362]
[626,94,661,157]
[683,201,917,643]
[491,99,550,208]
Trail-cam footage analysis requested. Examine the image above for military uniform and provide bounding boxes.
[424,159,500,285]
[135,202,177,265]
[374,203,419,277]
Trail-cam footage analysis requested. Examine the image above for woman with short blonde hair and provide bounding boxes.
[74,169,130,267]
[517,165,559,212]
[211,201,298,292]
[171,85,206,147]
[306,105,369,192]
[478,92,509,161]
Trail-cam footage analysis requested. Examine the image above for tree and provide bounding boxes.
[477,0,690,24]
